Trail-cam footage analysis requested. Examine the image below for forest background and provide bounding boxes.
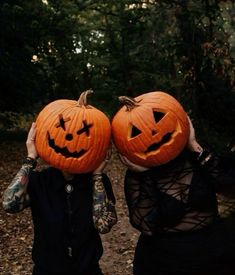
[0,0,235,149]
[1,1,235,274]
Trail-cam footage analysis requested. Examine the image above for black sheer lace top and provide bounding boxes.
[124,149,235,236]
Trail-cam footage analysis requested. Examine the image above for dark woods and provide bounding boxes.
[0,0,235,150]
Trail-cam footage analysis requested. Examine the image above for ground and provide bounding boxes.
[0,141,139,275]
[1,141,235,275]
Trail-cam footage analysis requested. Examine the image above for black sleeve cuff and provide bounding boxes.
[22,157,37,169]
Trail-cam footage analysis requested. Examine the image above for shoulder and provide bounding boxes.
[30,166,59,178]
[28,166,62,191]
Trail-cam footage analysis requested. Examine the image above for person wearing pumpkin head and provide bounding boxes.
[2,90,117,275]
[112,91,235,275]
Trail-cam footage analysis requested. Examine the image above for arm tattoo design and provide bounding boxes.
[92,174,117,234]
[2,164,32,213]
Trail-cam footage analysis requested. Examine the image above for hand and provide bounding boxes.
[187,116,203,153]
[119,155,149,172]
[26,122,38,159]
[93,146,112,175]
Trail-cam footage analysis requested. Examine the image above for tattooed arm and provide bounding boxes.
[91,147,117,234]
[2,163,34,213]
[92,173,117,234]
[3,122,38,213]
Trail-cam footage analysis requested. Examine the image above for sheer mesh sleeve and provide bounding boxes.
[124,169,187,235]
[124,149,235,236]
[124,170,158,235]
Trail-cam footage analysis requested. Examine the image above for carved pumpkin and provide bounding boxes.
[35,90,111,173]
[111,91,189,167]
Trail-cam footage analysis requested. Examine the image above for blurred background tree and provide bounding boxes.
[0,0,234,149]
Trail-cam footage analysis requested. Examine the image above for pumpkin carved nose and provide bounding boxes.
[152,130,157,136]
[65,133,73,141]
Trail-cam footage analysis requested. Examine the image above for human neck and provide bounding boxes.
[62,171,75,181]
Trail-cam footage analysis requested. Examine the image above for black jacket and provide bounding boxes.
[28,167,113,273]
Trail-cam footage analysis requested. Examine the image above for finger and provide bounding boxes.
[27,122,36,141]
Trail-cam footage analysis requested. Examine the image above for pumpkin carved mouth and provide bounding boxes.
[145,132,173,153]
[47,132,86,158]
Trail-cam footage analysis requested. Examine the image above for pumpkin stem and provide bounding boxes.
[118,96,140,111]
[77,89,93,106]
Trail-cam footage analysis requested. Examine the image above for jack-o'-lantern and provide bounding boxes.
[111,91,189,167]
[35,90,111,173]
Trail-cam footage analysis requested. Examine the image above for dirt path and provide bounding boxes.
[0,141,139,275]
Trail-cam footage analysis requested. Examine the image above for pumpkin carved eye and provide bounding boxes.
[130,124,142,138]
[153,110,165,123]
[55,114,71,130]
[77,120,93,136]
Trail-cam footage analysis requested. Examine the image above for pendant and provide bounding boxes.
[65,184,73,194]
